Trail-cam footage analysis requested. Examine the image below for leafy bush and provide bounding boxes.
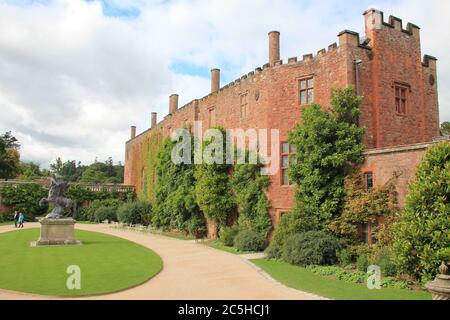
[356,254,369,272]
[80,199,123,222]
[194,128,234,231]
[93,206,117,223]
[372,247,397,277]
[335,270,367,284]
[381,277,410,290]
[153,138,201,233]
[233,229,267,252]
[266,211,305,259]
[392,142,450,282]
[116,201,152,226]
[230,152,272,238]
[281,231,343,266]
[0,183,48,219]
[186,214,207,238]
[288,89,365,231]
[308,265,342,276]
[219,225,240,247]
[337,249,352,267]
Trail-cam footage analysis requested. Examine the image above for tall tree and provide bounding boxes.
[441,121,450,135]
[0,131,21,179]
[288,88,365,231]
[194,127,234,238]
[392,142,450,282]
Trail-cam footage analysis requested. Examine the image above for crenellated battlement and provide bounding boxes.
[363,8,420,38]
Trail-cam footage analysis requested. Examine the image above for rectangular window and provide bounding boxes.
[299,77,314,105]
[395,85,408,115]
[364,172,374,191]
[240,93,249,119]
[361,223,369,244]
[281,142,297,186]
[209,108,216,127]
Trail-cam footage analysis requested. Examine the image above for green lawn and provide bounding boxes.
[251,259,431,300]
[157,231,195,240]
[0,228,162,296]
[206,240,258,255]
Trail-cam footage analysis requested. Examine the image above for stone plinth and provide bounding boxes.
[31,218,82,247]
[425,262,450,300]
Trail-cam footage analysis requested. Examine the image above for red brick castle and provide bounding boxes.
[124,9,442,238]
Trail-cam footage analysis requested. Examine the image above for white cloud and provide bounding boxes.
[0,0,448,169]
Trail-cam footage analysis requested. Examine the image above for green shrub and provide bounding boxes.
[281,231,343,266]
[0,183,48,219]
[381,277,410,290]
[372,247,398,277]
[93,206,117,223]
[116,201,152,226]
[186,214,206,238]
[392,142,450,282]
[308,265,342,276]
[266,211,304,259]
[335,270,367,284]
[219,225,240,247]
[337,249,352,267]
[81,199,123,222]
[356,254,369,272]
[233,229,267,252]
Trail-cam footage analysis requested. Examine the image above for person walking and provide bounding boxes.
[17,210,25,229]
[13,210,19,228]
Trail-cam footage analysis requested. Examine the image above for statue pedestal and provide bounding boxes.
[31,218,82,247]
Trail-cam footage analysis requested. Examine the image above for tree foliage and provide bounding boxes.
[288,88,365,231]
[0,132,21,180]
[153,137,203,234]
[391,142,450,282]
[230,151,272,237]
[194,128,234,227]
[440,121,450,135]
[0,183,48,218]
[328,172,399,243]
[50,157,124,183]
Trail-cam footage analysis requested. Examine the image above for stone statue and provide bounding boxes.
[39,175,77,220]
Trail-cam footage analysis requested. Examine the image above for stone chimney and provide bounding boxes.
[211,68,220,93]
[169,94,179,114]
[268,31,280,66]
[130,126,136,139]
[151,112,157,129]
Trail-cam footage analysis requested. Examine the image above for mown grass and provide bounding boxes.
[0,228,162,296]
[251,259,431,300]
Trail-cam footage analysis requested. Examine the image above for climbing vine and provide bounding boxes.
[230,150,272,237]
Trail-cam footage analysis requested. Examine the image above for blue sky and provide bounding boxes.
[0,0,448,167]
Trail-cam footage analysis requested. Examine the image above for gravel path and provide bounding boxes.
[0,223,324,300]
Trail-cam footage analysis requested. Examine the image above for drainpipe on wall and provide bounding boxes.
[355,59,363,96]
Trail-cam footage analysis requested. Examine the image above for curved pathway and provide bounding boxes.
[0,223,324,300]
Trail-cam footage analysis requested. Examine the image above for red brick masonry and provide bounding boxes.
[125,9,441,229]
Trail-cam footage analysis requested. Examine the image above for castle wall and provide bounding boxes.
[124,9,441,232]
[362,142,434,207]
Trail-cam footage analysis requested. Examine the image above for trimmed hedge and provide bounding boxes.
[281,231,343,266]
[116,201,152,226]
[219,225,240,247]
[233,229,267,252]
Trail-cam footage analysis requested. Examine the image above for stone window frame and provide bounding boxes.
[298,76,315,106]
[239,92,249,120]
[393,82,411,116]
[280,142,297,186]
[364,171,374,191]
